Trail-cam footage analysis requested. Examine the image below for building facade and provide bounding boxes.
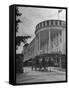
[23,20,66,67]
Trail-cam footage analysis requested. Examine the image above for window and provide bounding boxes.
[60,31,62,36]
[56,39,58,46]
[51,20,53,25]
[37,25,39,30]
[47,21,49,26]
[59,21,61,25]
[43,21,45,27]
[40,23,42,28]
[60,38,62,43]
[55,20,57,25]
[51,41,53,48]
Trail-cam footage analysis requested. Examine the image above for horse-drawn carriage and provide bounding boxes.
[31,54,54,71]
[24,53,66,71]
[31,53,66,71]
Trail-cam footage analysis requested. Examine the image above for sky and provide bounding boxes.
[16,6,66,54]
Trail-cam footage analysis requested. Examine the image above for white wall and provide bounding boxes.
[0,0,69,90]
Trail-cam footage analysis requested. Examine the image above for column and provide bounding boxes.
[34,38,36,56]
[48,30,51,53]
[39,32,40,54]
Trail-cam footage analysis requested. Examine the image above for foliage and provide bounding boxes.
[15,7,31,49]
[15,7,22,33]
[15,7,31,73]
[23,43,29,47]
[16,36,31,49]
[16,54,23,73]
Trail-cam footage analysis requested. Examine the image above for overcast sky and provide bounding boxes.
[16,6,66,54]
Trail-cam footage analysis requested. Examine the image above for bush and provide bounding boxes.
[16,54,24,73]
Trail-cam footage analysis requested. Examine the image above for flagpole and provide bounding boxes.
[58,11,59,20]
[58,9,62,20]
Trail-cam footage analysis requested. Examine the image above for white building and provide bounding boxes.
[23,20,66,63]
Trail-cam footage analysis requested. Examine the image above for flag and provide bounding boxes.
[58,9,62,14]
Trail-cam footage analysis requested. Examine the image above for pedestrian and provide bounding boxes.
[42,57,45,70]
[39,57,43,71]
[48,57,52,72]
[32,58,35,70]
[43,57,48,71]
[45,57,49,71]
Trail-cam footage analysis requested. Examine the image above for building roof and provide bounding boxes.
[35,19,66,34]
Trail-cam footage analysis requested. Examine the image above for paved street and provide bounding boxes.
[16,67,66,84]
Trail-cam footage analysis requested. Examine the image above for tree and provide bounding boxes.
[16,36,31,49]
[16,7,22,33]
[15,7,31,73]
[23,43,29,47]
[16,7,31,49]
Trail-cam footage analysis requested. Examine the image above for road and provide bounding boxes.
[16,67,66,84]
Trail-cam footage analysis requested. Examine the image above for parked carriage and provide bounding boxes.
[32,54,53,71]
[31,53,66,71]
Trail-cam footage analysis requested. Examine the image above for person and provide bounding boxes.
[32,58,36,70]
[48,57,52,72]
[47,57,49,71]
[39,57,43,71]
[35,59,38,70]
[32,59,34,70]
[43,57,46,70]
[45,57,49,71]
